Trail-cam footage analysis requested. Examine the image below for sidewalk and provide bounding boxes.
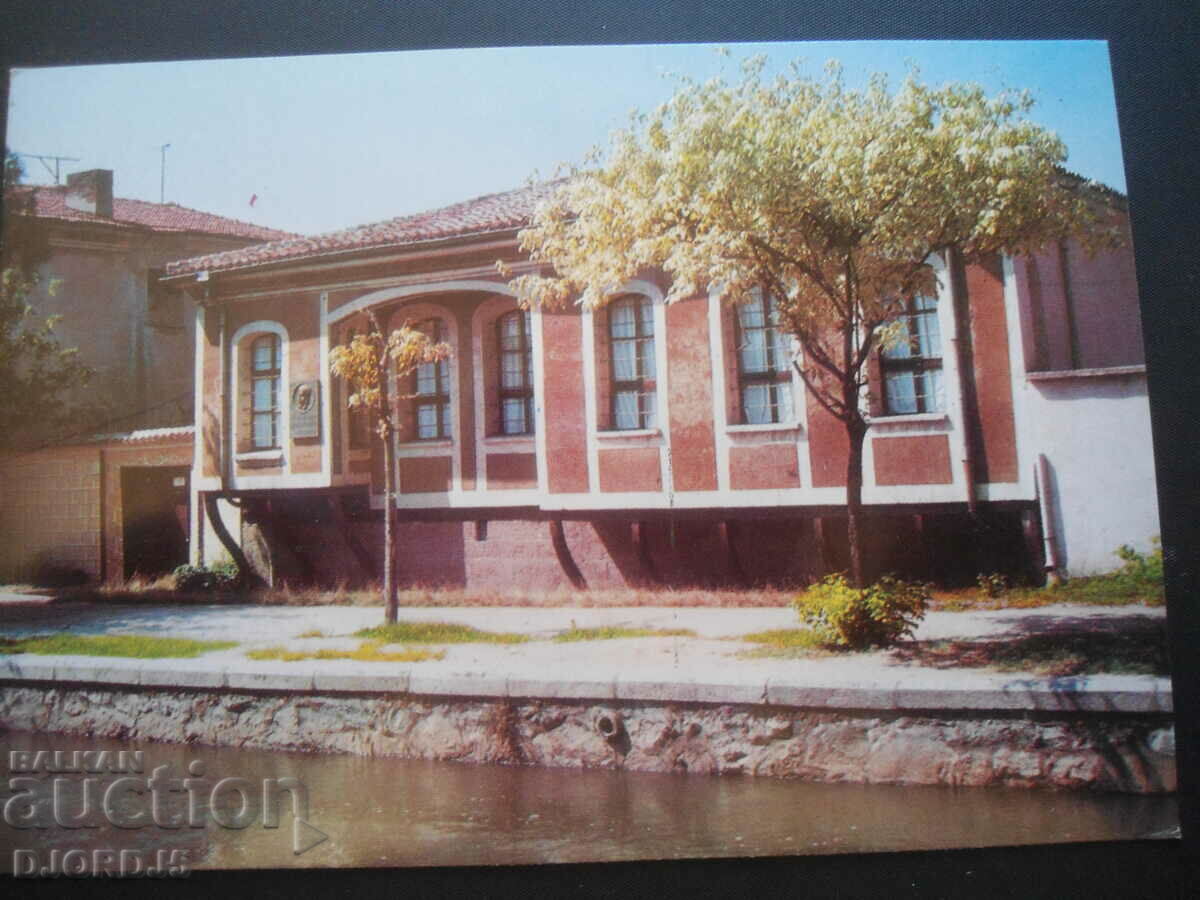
[0,600,1173,713]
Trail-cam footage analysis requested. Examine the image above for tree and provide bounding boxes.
[1,152,92,448]
[505,58,1118,587]
[329,310,451,623]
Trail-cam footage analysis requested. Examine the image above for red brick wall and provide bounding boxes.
[598,448,661,492]
[486,453,537,490]
[730,444,802,490]
[1065,223,1143,368]
[1015,218,1142,373]
[966,257,1019,484]
[225,294,322,477]
[666,296,718,491]
[806,390,849,487]
[872,435,953,486]
[541,308,589,493]
[399,456,452,493]
[289,516,826,590]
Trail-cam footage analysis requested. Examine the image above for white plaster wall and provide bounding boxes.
[200,498,243,568]
[1021,373,1161,575]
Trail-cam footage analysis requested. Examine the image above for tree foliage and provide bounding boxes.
[329,310,451,622]
[506,57,1117,585]
[1,153,92,448]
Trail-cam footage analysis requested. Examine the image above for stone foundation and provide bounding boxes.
[0,684,1175,793]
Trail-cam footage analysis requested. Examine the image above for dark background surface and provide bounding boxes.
[2,2,1198,896]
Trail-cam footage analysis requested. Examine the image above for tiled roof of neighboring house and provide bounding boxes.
[11,184,297,242]
[164,180,563,278]
[87,425,196,445]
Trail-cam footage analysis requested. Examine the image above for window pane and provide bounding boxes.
[441,402,453,438]
[612,340,636,380]
[416,404,438,439]
[252,376,276,412]
[438,361,450,395]
[613,391,639,430]
[499,311,520,344]
[641,390,657,430]
[502,397,527,434]
[640,337,655,377]
[915,307,941,358]
[610,302,636,339]
[776,380,794,423]
[252,336,276,372]
[918,369,945,413]
[772,329,792,368]
[740,329,768,374]
[415,363,436,396]
[742,383,770,424]
[738,299,765,330]
[885,371,918,414]
[252,412,275,448]
[501,351,524,389]
[638,298,654,334]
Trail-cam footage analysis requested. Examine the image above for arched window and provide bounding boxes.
[880,294,944,415]
[607,295,657,430]
[735,291,794,424]
[413,319,452,439]
[497,309,534,435]
[250,333,281,449]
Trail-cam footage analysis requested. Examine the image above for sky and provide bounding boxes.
[5,41,1127,237]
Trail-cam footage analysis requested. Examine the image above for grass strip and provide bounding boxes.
[0,634,237,659]
[740,628,827,650]
[735,628,837,659]
[355,621,530,644]
[552,626,697,642]
[247,640,444,663]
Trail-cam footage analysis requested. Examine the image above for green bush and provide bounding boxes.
[975,572,1010,599]
[172,561,238,592]
[792,574,931,650]
[1114,538,1163,585]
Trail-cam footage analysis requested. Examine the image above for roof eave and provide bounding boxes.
[161,224,527,283]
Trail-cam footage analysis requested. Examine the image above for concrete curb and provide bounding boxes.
[0,656,1174,714]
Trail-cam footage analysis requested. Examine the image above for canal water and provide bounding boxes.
[0,730,1178,872]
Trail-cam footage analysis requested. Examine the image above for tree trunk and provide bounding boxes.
[844,415,869,588]
[382,431,398,623]
[202,493,263,588]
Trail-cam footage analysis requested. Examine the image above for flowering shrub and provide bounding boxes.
[792,574,931,649]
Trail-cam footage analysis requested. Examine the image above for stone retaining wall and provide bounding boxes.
[0,683,1175,793]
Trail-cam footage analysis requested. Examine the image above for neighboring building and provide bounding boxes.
[8,169,296,434]
[0,170,296,583]
[161,181,1159,589]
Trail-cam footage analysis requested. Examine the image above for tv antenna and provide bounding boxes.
[160,143,171,203]
[13,152,80,184]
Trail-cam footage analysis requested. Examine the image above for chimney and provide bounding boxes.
[65,169,114,218]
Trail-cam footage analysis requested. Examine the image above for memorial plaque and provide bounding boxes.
[290,380,320,439]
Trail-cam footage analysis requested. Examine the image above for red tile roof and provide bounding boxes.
[11,184,296,242]
[164,180,562,278]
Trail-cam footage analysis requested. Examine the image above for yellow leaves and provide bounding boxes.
[508,53,1109,336]
[329,320,453,433]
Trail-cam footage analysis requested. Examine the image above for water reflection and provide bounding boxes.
[0,730,1177,871]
